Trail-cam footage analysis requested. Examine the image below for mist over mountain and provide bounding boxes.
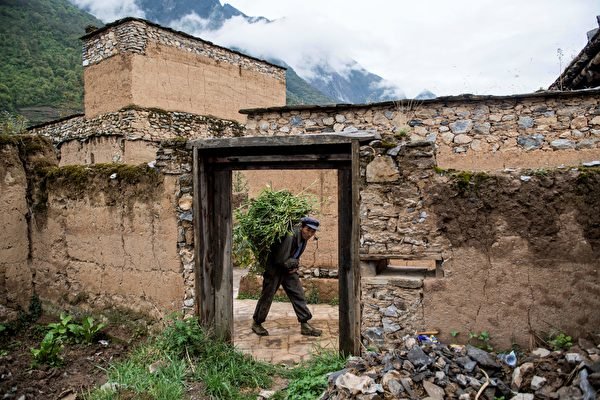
[72,0,416,104]
[138,0,268,31]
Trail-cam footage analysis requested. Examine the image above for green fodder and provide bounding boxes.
[234,187,316,273]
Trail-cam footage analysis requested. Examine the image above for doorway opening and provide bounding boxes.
[231,169,339,364]
[188,133,374,357]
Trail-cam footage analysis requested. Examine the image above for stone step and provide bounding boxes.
[362,275,424,289]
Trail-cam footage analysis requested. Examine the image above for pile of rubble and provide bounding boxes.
[321,337,599,399]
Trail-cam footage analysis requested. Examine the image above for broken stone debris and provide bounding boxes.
[319,336,600,399]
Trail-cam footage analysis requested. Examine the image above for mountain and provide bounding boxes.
[0,0,102,124]
[415,90,436,100]
[138,0,268,31]
[306,63,405,104]
[81,0,403,105]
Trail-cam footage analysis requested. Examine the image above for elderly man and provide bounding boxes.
[251,217,322,337]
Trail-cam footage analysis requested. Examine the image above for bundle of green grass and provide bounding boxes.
[233,187,316,273]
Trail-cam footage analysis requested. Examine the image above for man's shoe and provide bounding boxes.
[300,322,322,337]
[252,321,269,336]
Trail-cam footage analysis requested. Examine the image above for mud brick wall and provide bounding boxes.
[31,163,183,318]
[423,168,600,349]
[81,18,286,121]
[0,135,192,319]
[0,136,56,318]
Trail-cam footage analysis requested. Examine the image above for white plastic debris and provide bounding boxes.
[582,160,600,167]
[520,175,531,182]
[109,173,117,179]
[148,160,157,168]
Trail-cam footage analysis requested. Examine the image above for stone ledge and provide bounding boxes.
[362,276,424,289]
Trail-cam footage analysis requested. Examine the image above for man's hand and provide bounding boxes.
[284,258,299,270]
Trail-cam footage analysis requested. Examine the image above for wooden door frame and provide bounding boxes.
[189,133,372,355]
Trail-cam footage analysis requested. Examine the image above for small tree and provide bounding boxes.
[0,111,28,135]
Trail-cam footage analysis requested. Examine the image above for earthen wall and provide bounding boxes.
[0,143,33,316]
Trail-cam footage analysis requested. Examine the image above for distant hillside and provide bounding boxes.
[0,0,102,124]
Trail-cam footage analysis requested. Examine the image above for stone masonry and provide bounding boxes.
[82,18,285,81]
[242,90,600,348]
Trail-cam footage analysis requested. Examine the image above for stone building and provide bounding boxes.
[1,16,599,350]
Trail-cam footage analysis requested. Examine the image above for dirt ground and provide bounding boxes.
[0,316,131,400]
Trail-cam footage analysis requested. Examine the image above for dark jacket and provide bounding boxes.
[267,226,306,271]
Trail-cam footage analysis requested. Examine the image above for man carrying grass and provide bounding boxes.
[251,217,323,337]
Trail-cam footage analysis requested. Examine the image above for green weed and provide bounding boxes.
[283,348,346,400]
[69,316,106,343]
[86,316,277,400]
[548,332,572,351]
[234,187,316,274]
[468,331,493,352]
[31,331,63,366]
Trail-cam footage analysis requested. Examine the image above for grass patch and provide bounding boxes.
[86,316,348,400]
[281,348,346,400]
[86,316,278,400]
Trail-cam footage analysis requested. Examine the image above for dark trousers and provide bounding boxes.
[252,268,312,324]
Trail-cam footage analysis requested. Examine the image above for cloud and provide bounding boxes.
[168,12,213,33]
[172,13,376,81]
[70,0,597,98]
[223,0,596,97]
[69,0,145,22]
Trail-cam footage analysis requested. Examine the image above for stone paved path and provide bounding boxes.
[233,269,339,365]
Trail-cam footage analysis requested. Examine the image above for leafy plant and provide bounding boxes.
[548,332,572,351]
[234,187,316,274]
[156,315,208,357]
[47,312,77,337]
[31,331,63,365]
[69,316,106,343]
[468,331,493,352]
[450,330,459,337]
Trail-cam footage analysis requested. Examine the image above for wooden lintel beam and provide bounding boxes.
[187,132,377,149]
[208,154,351,164]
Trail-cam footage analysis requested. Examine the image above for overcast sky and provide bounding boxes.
[73,0,598,98]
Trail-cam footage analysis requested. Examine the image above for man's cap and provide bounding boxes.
[301,217,320,231]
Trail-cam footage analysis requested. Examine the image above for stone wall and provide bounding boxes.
[244,90,600,348]
[29,108,245,166]
[82,18,286,121]
[243,90,600,172]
